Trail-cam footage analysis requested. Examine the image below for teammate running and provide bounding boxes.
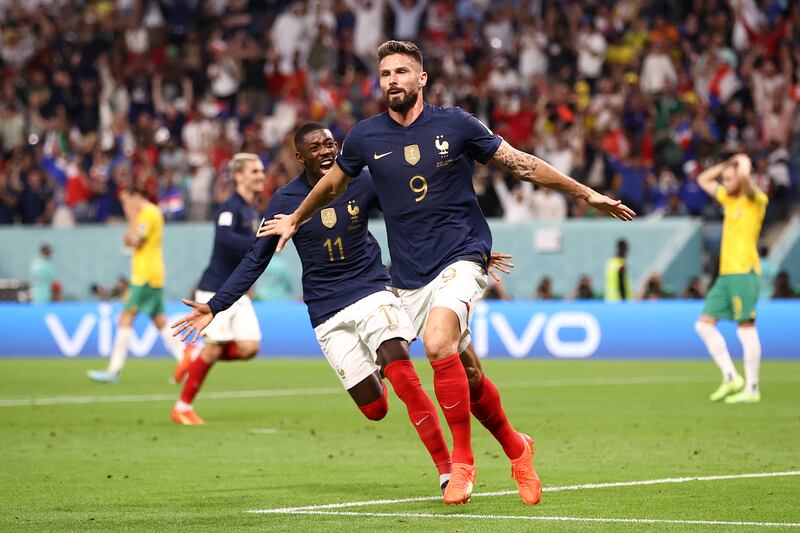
[262,40,635,504]
[88,185,185,383]
[171,153,265,425]
[695,153,767,404]
[173,124,454,488]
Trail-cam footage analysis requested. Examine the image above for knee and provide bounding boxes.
[423,332,458,361]
[236,341,259,360]
[359,395,388,421]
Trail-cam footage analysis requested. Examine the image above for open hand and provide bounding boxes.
[171,299,213,343]
[488,252,514,283]
[257,213,299,252]
[587,192,636,221]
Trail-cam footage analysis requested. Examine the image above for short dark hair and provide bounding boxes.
[293,122,326,151]
[377,40,423,68]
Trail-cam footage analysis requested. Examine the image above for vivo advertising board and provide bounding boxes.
[0,301,796,359]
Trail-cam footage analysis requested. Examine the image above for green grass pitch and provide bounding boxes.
[1,358,799,531]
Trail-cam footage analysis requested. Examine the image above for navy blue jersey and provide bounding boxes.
[207,171,390,328]
[336,103,501,289]
[197,192,261,292]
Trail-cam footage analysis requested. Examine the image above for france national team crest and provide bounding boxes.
[435,135,449,156]
[347,200,360,220]
[404,144,421,165]
[321,208,337,228]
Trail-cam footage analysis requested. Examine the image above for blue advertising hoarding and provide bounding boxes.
[0,301,796,359]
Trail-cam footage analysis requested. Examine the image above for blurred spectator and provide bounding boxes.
[604,239,631,302]
[0,0,796,229]
[388,0,428,41]
[484,279,511,301]
[531,186,567,220]
[682,276,704,299]
[640,273,666,300]
[534,276,556,300]
[772,271,797,299]
[491,172,535,222]
[29,244,56,303]
[569,274,597,300]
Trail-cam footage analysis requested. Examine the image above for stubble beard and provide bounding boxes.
[387,88,420,113]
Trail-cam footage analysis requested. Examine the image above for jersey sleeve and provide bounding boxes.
[215,206,254,255]
[753,188,769,207]
[714,185,729,205]
[136,208,154,240]
[206,196,285,315]
[457,108,503,164]
[335,124,366,177]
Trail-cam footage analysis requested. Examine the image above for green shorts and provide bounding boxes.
[124,284,165,317]
[702,273,760,323]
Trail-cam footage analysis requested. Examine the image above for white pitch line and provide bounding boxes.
[0,375,709,408]
[0,387,341,407]
[261,510,800,528]
[3,374,798,408]
[249,470,800,514]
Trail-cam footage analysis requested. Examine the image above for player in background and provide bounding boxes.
[88,185,185,383]
[174,124,454,488]
[171,154,265,425]
[261,40,635,505]
[695,154,767,404]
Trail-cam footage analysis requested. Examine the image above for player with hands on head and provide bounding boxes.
[695,153,767,404]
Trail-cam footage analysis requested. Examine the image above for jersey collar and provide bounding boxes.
[385,102,430,129]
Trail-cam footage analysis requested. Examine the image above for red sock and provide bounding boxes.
[470,375,525,460]
[430,352,473,465]
[385,359,452,475]
[218,342,241,361]
[358,381,389,421]
[180,357,212,404]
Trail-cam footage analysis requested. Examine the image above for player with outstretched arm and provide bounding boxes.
[174,124,458,489]
[261,41,635,505]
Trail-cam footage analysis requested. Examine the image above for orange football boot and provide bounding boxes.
[443,463,476,505]
[510,433,542,504]
[171,407,205,426]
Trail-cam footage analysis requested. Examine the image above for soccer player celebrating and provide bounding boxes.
[261,41,635,505]
[171,154,265,425]
[695,153,767,404]
[88,185,185,383]
[173,124,454,489]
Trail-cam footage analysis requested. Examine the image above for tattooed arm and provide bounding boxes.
[490,141,636,221]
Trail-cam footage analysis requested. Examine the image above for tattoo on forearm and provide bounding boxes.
[494,146,538,179]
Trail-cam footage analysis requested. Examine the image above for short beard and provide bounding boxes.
[387,88,419,113]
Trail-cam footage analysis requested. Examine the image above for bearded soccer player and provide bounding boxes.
[695,153,767,404]
[171,154,265,425]
[88,185,185,383]
[262,41,635,505]
[173,124,455,489]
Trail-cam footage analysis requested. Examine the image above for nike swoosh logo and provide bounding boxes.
[373,151,393,160]
[443,401,461,410]
[414,415,430,426]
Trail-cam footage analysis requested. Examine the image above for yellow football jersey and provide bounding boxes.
[131,203,165,288]
[715,186,767,275]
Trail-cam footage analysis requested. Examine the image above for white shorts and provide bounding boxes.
[195,290,262,343]
[314,290,416,390]
[396,260,488,354]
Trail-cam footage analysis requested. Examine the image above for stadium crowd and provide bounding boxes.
[0,0,798,227]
